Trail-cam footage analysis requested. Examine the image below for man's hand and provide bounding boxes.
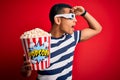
[21,55,32,77]
[71,6,85,16]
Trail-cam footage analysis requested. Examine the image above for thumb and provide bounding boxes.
[23,54,27,61]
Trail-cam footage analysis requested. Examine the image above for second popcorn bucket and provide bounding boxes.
[20,28,51,70]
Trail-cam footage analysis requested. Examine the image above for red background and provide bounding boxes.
[0,0,120,80]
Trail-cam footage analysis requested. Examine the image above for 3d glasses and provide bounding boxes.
[55,13,76,20]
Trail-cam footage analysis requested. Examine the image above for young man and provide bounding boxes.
[21,3,102,80]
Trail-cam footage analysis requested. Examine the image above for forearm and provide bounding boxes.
[83,12,102,33]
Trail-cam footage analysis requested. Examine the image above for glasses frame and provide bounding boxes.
[55,13,76,20]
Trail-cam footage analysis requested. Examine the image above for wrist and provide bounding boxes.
[81,10,87,16]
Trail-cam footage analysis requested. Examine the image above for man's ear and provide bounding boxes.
[54,17,61,25]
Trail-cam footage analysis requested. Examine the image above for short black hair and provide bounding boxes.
[49,3,72,25]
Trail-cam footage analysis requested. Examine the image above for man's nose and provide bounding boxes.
[73,17,77,22]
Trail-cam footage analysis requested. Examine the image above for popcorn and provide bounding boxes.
[20,28,50,39]
[20,28,51,70]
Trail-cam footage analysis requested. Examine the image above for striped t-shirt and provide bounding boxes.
[37,30,81,80]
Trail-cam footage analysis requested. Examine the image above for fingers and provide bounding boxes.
[21,63,32,77]
[71,6,85,16]
[23,54,31,61]
[21,54,32,77]
[24,65,32,70]
[24,60,30,65]
[23,55,26,61]
[22,61,32,71]
[22,64,31,70]
[24,59,31,69]
[22,54,32,71]
[72,6,84,10]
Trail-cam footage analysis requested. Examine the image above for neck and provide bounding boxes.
[50,25,64,38]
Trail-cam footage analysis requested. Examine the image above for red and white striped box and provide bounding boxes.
[21,36,51,70]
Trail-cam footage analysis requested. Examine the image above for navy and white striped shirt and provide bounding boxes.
[37,30,81,80]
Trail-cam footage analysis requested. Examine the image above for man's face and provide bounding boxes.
[58,8,77,35]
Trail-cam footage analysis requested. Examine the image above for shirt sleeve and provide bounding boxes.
[73,30,81,44]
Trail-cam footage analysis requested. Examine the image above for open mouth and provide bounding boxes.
[72,26,74,28]
[71,26,75,31]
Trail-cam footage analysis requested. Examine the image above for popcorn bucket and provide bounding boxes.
[21,36,51,70]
